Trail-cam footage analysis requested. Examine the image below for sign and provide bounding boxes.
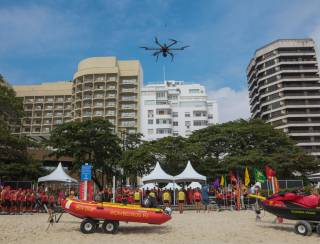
[81,164,92,181]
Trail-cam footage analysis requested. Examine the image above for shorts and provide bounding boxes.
[195,199,200,203]
[163,200,169,204]
[49,202,55,209]
[178,200,184,204]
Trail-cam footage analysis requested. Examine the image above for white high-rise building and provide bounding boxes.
[140,80,218,141]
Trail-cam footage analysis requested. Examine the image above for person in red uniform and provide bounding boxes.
[41,192,49,212]
[4,187,11,213]
[193,188,202,213]
[30,191,36,212]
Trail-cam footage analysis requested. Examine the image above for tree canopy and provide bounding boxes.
[47,119,122,189]
[122,119,320,181]
[0,75,44,182]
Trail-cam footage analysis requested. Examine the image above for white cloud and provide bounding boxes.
[208,87,250,123]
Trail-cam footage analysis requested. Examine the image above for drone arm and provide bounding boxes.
[167,39,178,48]
[154,37,162,47]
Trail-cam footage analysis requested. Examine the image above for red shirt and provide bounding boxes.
[49,195,55,203]
[194,192,201,201]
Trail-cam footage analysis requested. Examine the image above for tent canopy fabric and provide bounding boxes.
[139,183,158,190]
[308,172,320,181]
[141,162,174,183]
[187,182,202,189]
[38,162,78,183]
[174,161,206,182]
[162,182,182,190]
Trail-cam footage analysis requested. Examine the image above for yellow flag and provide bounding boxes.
[245,167,250,186]
[220,175,225,186]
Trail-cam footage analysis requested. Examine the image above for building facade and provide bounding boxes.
[247,39,320,156]
[13,57,143,140]
[140,80,218,141]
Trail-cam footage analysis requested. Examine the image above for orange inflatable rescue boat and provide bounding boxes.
[61,199,172,234]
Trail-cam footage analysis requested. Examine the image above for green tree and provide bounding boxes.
[0,75,44,181]
[47,119,121,189]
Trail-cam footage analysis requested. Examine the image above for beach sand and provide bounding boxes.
[0,210,319,244]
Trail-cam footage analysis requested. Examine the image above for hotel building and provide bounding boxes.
[13,57,143,140]
[247,39,320,156]
[140,80,218,141]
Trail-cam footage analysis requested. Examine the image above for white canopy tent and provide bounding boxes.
[38,162,78,183]
[174,161,206,182]
[187,182,202,189]
[140,183,158,190]
[308,172,320,182]
[141,162,174,183]
[162,182,182,190]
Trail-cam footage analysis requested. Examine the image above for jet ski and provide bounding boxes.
[250,192,320,236]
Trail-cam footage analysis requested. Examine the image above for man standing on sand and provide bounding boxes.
[201,185,210,213]
[178,189,185,214]
[193,188,201,213]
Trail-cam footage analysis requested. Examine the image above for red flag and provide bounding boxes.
[265,166,276,180]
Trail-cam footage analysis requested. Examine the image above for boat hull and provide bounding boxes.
[61,199,171,225]
[262,201,320,222]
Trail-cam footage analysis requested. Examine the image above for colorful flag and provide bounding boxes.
[254,168,266,183]
[220,175,225,186]
[212,178,220,189]
[244,167,250,186]
[265,166,276,180]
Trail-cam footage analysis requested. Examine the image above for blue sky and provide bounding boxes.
[1,0,320,121]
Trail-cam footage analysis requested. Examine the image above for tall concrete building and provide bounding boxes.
[247,39,320,156]
[140,80,218,141]
[13,57,143,140]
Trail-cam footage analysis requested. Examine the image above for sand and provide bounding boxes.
[0,210,319,244]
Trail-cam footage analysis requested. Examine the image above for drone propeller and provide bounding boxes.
[154,37,162,47]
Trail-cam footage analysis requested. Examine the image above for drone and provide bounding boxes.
[140,37,189,61]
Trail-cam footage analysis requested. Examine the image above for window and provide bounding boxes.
[185,112,190,117]
[208,114,213,119]
[148,110,154,118]
[156,119,172,124]
[148,129,154,135]
[193,111,207,117]
[189,89,200,94]
[185,121,191,126]
[156,91,166,99]
[173,131,179,136]
[156,109,171,115]
[156,128,172,134]
[173,121,178,126]
[144,100,156,105]
[193,120,208,126]
[172,112,178,117]
[148,119,153,125]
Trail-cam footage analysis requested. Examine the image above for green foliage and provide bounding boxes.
[0,76,44,181]
[47,119,122,189]
[121,119,319,181]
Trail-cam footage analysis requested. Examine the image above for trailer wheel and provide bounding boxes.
[80,219,97,234]
[316,224,320,235]
[102,220,119,234]
[294,221,312,236]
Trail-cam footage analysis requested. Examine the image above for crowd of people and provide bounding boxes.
[0,185,76,214]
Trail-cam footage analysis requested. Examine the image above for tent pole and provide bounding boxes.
[173,180,176,207]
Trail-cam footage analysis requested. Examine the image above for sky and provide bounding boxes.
[1,0,320,122]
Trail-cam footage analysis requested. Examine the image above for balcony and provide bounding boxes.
[93,111,104,116]
[121,113,136,118]
[44,106,53,110]
[94,103,104,108]
[83,96,92,100]
[121,104,136,110]
[94,94,104,99]
[106,102,116,107]
[107,85,117,90]
[83,112,92,117]
[121,96,136,101]
[94,76,105,82]
[106,94,116,99]
[94,86,105,90]
[121,88,137,93]
[35,99,44,103]
[25,99,34,103]
[121,79,136,85]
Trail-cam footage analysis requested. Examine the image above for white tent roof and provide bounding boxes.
[141,162,174,183]
[139,183,158,190]
[38,162,78,183]
[187,182,202,189]
[174,161,206,182]
[308,172,320,181]
[162,182,182,190]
